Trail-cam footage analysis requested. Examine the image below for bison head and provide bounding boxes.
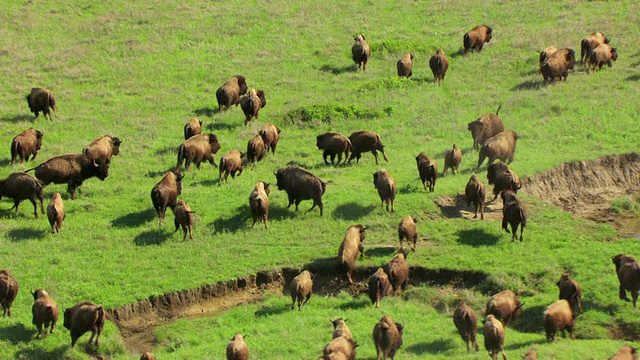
[31,289,48,301]
[93,159,110,180]
[485,26,493,42]
[372,172,379,187]
[256,90,266,108]
[208,134,221,153]
[611,48,619,61]
[63,308,73,330]
[263,182,270,195]
[235,75,248,96]
[274,169,286,190]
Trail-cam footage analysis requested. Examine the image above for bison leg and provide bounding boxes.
[182,226,188,241]
[303,293,311,307]
[263,213,269,229]
[480,202,485,220]
[336,153,342,165]
[390,198,395,212]
[29,197,39,218]
[502,217,509,234]
[619,286,630,302]
[35,323,43,339]
[632,291,638,307]
[11,200,21,215]
[294,199,302,211]
[372,150,379,165]
[519,222,524,241]
[329,153,336,165]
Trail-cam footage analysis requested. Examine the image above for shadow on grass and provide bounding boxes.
[269,204,307,221]
[456,228,501,247]
[155,146,177,156]
[625,74,640,82]
[448,48,465,59]
[318,64,357,74]
[194,107,218,117]
[255,303,291,317]
[505,339,546,350]
[399,183,422,195]
[0,323,36,344]
[7,227,47,241]
[338,297,369,310]
[511,79,544,91]
[207,121,240,131]
[405,338,458,355]
[511,304,546,333]
[15,346,69,359]
[0,159,11,167]
[0,114,34,123]
[582,299,619,315]
[133,229,172,246]
[304,256,338,274]
[212,205,248,233]
[145,169,175,178]
[111,209,156,228]
[365,246,397,258]
[332,202,375,220]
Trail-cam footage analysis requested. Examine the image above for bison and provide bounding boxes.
[11,128,43,166]
[290,270,313,310]
[249,181,270,229]
[581,31,609,63]
[539,46,558,68]
[373,169,396,212]
[485,289,523,326]
[31,289,59,339]
[397,52,413,78]
[0,172,44,218]
[465,174,486,220]
[501,190,527,242]
[83,135,122,163]
[477,131,518,169]
[398,215,418,251]
[140,352,157,360]
[47,192,65,234]
[0,269,19,317]
[150,171,184,225]
[246,134,266,165]
[63,301,105,348]
[227,333,249,360]
[543,299,577,343]
[467,105,504,151]
[463,25,493,55]
[588,43,618,72]
[368,268,390,308]
[331,318,354,341]
[348,131,388,164]
[429,49,449,85]
[372,315,404,360]
[486,161,521,200]
[608,345,637,360]
[219,149,244,185]
[557,272,583,314]
[259,124,280,155]
[317,132,352,166]
[337,224,367,284]
[174,199,194,240]
[523,349,538,360]
[240,89,266,125]
[416,152,437,192]
[612,254,640,307]
[323,329,357,360]
[352,34,371,71]
[483,314,507,360]
[176,133,221,171]
[443,144,462,176]
[184,118,202,140]
[26,87,56,120]
[453,300,479,352]
[28,154,110,200]
[216,75,248,111]
[274,166,327,216]
[383,250,409,295]
[540,48,576,83]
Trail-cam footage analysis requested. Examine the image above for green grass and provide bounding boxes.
[0,0,639,359]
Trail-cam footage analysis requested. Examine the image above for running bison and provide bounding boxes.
[368,268,391,308]
[31,289,59,339]
[184,118,202,140]
[240,89,267,125]
[28,154,110,200]
[485,289,524,327]
[274,166,327,216]
[543,299,578,343]
[486,161,521,200]
[176,133,221,171]
[26,87,56,120]
[63,301,105,348]
[174,199,194,241]
[290,270,313,310]
[465,174,486,220]
[398,215,418,251]
[11,128,43,166]
[383,250,409,295]
[501,190,527,241]
[150,171,184,225]
[443,144,462,176]
[47,192,65,234]
[0,172,44,218]
[467,105,504,151]
[338,224,367,284]
[612,254,640,308]
[373,169,396,212]
[540,48,576,83]
[373,315,404,360]
[317,132,352,166]
[429,49,449,85]
[416,152,437,192]
[477,131,518,168]
[259,124,280,155]
[249,181,270,229]
[581,31,609,63]
[352,34,371,71]
[453,300,479,352]
[83,135,122,163]
[397,52,413,78]
[216,75,248,111]
[463,25,493,55]
[0,269,19,317]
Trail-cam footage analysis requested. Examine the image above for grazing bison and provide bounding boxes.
[227,333,249,360]
[337,224,367,284]
[465,174,486,220]
[539,46,558,68]
[176,133,221,171]
[416,152,437,192]
[219,149,244,185]
[184,118,202,140]
[140,352,157,360]
[26,87,56,120]
[486,161,521,200]
[397,52,414,78]
[0,269,19,317]
[581,32,609,63]
[398,215,418,251]
[485,289,523,327]
[443,144,462,176]
[483,314,507,360]
[588,43,618,72]
[11,128,43,166]
[463,25,493,55]
[0,172,44,218]
[83,135,122,163]
[477,131,518,168]
[31,289,59,339]
[174,199,194,241]
[47,192,65,234]
[429,49,449,85]
[274,166,327,216]
[63,301,105,348]
[216,75,248,111]
[352,34,371,71]
[557,273,583,313]
[383,250,409,295]
[467,106,504,151]
[453,300,479,352]
[150,171,184,225]
[348,131,388,164]
[373,169,397,212]
[290,270,313,310]
[501,190,527,242]
[543,299,577,343]
[373,315,404,360]
[608,345,637,360]
[368,268,391,308]
[540,48,576,83]
[249,181,270,229]
[28,154,109,200]
[612,254,640,307]
[259,124,280,155]
[317,132,352,166]
[240,89,267,125]
[246,134,266,165]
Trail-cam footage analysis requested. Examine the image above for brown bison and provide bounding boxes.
[290,270,313,310]
[352,34,371,71]
[467,105,504,151]
[368,267,391,308]
[246,134,266,165]
[416,152,437,192]
[501,190,527,242]
[140,352,157,360]
[557,272,583,313]
[0,172,44,218]
[397,52,414,78]
[184,118,202,140]
[11,128,43,166]
[26,87,56,120]
[337,224,367,284]
[174,199,194,240]
[483,314,507,360]
[176,133,221,171]
[608,345,637,360]
[373,169,396,212]
[83,135,122,163]
[373,315,404,360]
[383,250,409,295]
[486,161,521,200]
[398,215,418,251]
[477,131,518,168]
[463,25,493,55]
[227,333,249,360]
[219,149,244,185]
[523,349,538,360]
[348,131,388,164]
[317,132,352,166]
[150,171,184,225]
[429,49,449,85]
[47,192,65,234]
[249,181,270,229]
[331,318,354,341]
[0,269,19,317]
[259,124,280,155]
[485,289,524,326]
[274,166,327,216]
[453,300,479,352]
[540,48,576,83]
[588,43,619,72]
[465,174,486,220]
[240,89,267,125]
[581,32,609,63]
[63,301,105,348]
[323,328,357,360]
[443,144,462,176]
[28,154,109,200]
[543,299,577,342]
[539,46,558,68]
[612,254,640,307]
[31,289,59,338]
[216,75,248,111]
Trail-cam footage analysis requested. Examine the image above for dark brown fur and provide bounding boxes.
[47,192,65,234]
[176,133,221,171]
[216,75,248,111]
[483,315,507,360]
[0,269,19,317]
[485,289,523,327]
[372,315,403,360]
[317,132,352,165]
[290,270,313,310]
[352,34,371,71]
[477,131,518,168]
[227,333,249,360]
[150,171,184,225]
[348,131,388,164]
[486,161,521,200]
[0,172,44,218]
[219,149,244,185]
[467,106,504,150]
[612,254,640,307]
[184,118,202,140]
[174,199,194,240]
[383,250,409,295]
[63,301,105,348]
[26,87,56,120]
[246,134,266,165]
[453,300,479,352]
[29,154,109,200]
[557,273,583,313]
[501,190,527,241]
[443,144,462,176]
[540,48,576,83]
[338,225,366,284]
[11,128,43,166]
[398,215,418,251]
[397,52,413,78]
[373,169,396,212]
[465,174,486,220]
[429,49,449,85]
[249,181,270,229]
[588,43,618,72]
[368,268,390,308]
[240,89,266,125]
[258,124,280,155]
[140,352,157,360]
[31,289,59,338]
[543,299,577,342]
[608,345,637,360]
[274,166,327,216]
[581,32,609,63]
[463,25,493,55]
[416,152,437,192]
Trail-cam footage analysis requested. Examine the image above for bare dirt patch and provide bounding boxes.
[433,194,504,222]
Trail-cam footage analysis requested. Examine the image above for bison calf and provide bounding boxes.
[468,106,504,151]
[249,181,270,229]
[453,300,479,352]
[463,25,492,55]
[275,166,327,216]
[443,144,462,176]
[11,128,43,166]
[543,299,577,343]
[588,43,618,72]
[486,161,521,200]
[465,174,486,220]
[227,333,249,360]
[259,124,280,155]
[47,192,65,234]
[477,131,518,168]
[373,315,403,360]
[557,272,583,313]
[0,172,45,218]
[612,254,640,307]
[485,289,523,327]
[368,268,390,308]
[0,269,19,317]
[31,289,59,339]
[151,171,184,225]
[184,118,202,140]
[348,131,388,164]
[176,133,221,171]
[83,135,122,163]
[398,215,418,251]
[219,149,244,185]
[416,152,437,191]
[541,48,576,83]
[352,34,371,71]
[483,314,507,360]
[501,190,527,242]
[290,270,313,310]
[26,87,56,120]
[581,31,609,63]
[246,134,266,165]
[216,75,248,111]
[373,169,397,212]
[174,199,194,240]
[429,49,449,85]
[317,132,352,166]
[397,52,413,78]
[383,250,409,295]
[338,224,367,284]
[240,89,266,125]
[63,301,105,348]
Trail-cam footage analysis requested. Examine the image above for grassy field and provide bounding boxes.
[0,0,639,359]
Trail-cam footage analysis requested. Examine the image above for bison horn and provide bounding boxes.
[93,160,98,167]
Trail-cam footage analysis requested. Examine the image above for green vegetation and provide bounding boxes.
[0,0,639,359]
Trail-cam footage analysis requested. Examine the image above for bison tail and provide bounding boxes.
[96,306,106,325]
[463,33,471,51]
[10,140,18,161]
[24,167,36,173]
[219,157,226,172]
[495,104,502,116]
[520,208,527,227]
